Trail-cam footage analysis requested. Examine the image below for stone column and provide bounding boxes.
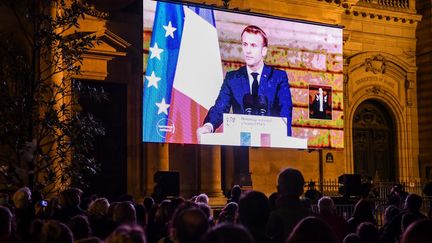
[199,145,226,207]
[144,143,169,196]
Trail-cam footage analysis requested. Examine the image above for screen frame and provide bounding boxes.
[143,0,344,149]
[155,0,345,29]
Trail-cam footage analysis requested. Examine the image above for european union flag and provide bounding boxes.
[143,2,185,142]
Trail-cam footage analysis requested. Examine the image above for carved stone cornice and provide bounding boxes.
[314,0,421,24]
[344,5,422,24]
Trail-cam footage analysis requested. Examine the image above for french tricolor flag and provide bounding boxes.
[143,1,223,143]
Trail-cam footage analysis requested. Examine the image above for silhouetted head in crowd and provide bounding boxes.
[401,212,426,233]
[171,197,186,211]
[318,196,334,214]
[155,199,173,225]
[200,223,254,243]
[171,207,209,243]
[12,186,32,209]
[286,216,338,243]
[404,194,422,212]
[195,193,209,205]
[30,219,44,242]
[356,222,379,243]
[68,215,91,241]
[218,202,238,224]
[106,224,146,243]
[113,201,137,225]
[59,187,83,208]
[352,199,374,221]
[343,233,361,243]
[229,185,242,203]
[87,198,110,217]
[268,192,279,210]
[143,197,154,213]
[238,190,269,229]
[277,168,305,198]
[0,206,12,237]
[196,202,212,222]
[400,219,432,243]
[134,204,147,227]
[40,220,74,243]
[383,205,400,224]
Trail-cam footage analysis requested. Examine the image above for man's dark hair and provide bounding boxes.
[60,187,82,207]
[238,190,269,229]
[143,197,154,212]
[405,194,422,212]
[105,225,146,243]
[401,213,426,233]
[401,219,432,243]
[112,201,137,225]
[277,168,305,197]
[287,216,338,243]
[229,185,242,203]
[68,215,91,241]
[172,207,209,243]
[41,220,74,243]
[200,223,254,243]
[343,233,361,243]
[356,222,379,243]
[241,25,268,47]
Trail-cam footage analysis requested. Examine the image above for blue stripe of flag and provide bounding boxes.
[188,6,216,26]
[143,2,185,142]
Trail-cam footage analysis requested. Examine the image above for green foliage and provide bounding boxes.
[0,0,106,196]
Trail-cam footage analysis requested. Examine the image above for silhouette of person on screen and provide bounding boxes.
[196,25,293,140]
[311,88,329,119]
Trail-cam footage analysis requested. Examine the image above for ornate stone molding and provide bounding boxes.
[366,86,385,95]
[344,8,419,24]
[362,54,386,74]
[358,0,411,11]
[313,0,421,24]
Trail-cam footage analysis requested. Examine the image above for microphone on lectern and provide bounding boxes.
[243,94,254,115]
[257,95,268,116]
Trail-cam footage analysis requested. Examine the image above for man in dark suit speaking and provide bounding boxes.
[197,25,293,139]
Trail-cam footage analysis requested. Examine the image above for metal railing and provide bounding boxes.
[311,198,431,227]
[307,179,431,227]
[305,179,426,198]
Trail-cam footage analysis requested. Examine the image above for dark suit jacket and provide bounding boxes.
[203,64,293,136]
[311,94,328,119]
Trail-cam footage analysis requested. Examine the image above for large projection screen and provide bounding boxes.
[143,0,343,149]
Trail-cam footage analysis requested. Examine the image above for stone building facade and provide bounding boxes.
[83,0,431,202]
[2,0,430,202]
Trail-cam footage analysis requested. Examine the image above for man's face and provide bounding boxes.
[242,32,267,70]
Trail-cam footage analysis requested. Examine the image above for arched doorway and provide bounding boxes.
[353,100,396,181]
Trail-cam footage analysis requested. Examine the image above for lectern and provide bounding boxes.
[200,113,308,149]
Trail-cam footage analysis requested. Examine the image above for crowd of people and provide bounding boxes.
[1,168,432,243]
